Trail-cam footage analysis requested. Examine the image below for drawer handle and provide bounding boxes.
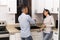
[9,8,10,11]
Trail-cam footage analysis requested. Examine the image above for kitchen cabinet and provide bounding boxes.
[0,0,17,14]
[15,32,21,40]
[0,0,8,5]
[8,0,17,14]
[10,32,21,40]
[9,33,16,40]
[35,0,45,13]
[45,0,59,14]
[0,5,8,20]
[0,37,9,40]
[45,0,53,13]
[10,32,43,40]
[31,31,43,40]
[53,31,58,40]
[35,0,59,14]
[52,0,59,13]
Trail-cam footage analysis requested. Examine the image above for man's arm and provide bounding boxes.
[27,15,35,24]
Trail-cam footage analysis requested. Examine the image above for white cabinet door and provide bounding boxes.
[31,32,43,40]
[10,34,16,40]
[8,0,17,14]
[53,31,58,40]
[53,0,59,13]
[0,5,8,20]
[35,0,45,13]
[45,0,59,14]
[0,0,8,5]
[45,0,53,13]
[10,33,21,40]
[15,32,21,40]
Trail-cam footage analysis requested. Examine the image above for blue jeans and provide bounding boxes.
[43,31,53,40]
[21,36,33,40]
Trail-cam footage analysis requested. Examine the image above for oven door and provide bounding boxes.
[0,34,9,40]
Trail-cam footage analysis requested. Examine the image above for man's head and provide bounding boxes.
[22,5,28,14]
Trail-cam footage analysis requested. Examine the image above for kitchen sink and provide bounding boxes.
[15,27,21,30]
[31,26,40,29]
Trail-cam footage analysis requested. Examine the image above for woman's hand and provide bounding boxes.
[39,24,46,31]
[42,24,46,28]
[40,28,43,32]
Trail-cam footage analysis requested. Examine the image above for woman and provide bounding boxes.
[41,9,55,40]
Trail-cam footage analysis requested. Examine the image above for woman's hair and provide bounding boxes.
[43,9,51,18]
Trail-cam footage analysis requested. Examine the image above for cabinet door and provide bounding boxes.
[53,0,59,13]
[0,37,9,40]
[10,33,21,40]
[45,0,53,13]
[0,0,8,5]
[31,32,43,40]
[15,33,21,40]
[53,31,58,40]
[8,0,17,14]
[35,0,45,13]
[10,34,16,40]
[0,5,8,20]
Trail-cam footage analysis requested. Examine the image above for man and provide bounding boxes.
[18,5,35,40]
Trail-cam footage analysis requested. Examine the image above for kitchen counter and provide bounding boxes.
[6,25,20,34]
[6,23,43,34]
[6,25,41,34]
[7,23,42,27]
[5,23,58,40]
[6,24,43,40]
[6,23,58,34]
[6,25,44,40]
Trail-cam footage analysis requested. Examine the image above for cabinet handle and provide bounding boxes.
[44,8,45,10]
[57,8,59,11]
[9,8,10,11]
[52,8,53,11]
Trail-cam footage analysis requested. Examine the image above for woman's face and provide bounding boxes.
[43,11,48,16]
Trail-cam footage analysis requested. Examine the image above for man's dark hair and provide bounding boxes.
[21,5,28,10]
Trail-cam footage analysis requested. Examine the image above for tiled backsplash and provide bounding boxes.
[32,13,58,23]
[6,14,15,24]
[0,12,58,24]
[34,14,43,23]
[0,13,15,24]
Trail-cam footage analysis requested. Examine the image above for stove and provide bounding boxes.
[0,21,9,34]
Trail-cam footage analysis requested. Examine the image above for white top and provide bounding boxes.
[43,15,55,33]
[18,13,35,38]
